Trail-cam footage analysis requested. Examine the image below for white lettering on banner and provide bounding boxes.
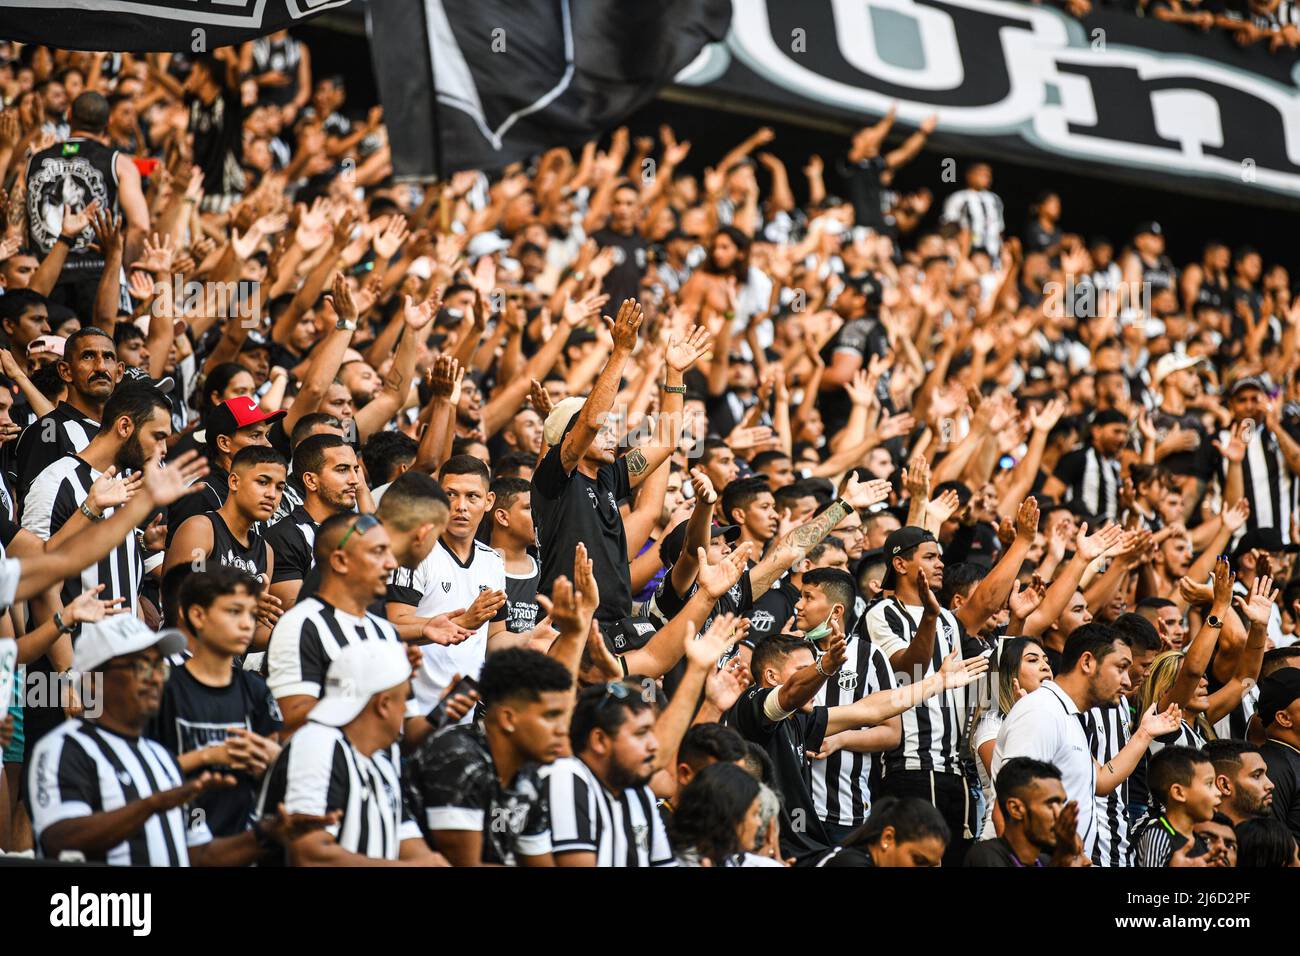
[680,0,1300,198]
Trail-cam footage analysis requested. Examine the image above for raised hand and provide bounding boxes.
[664,324,711,373]
[1008,574,1046,621]
[1138,701,1182,739]
[1234,573,1279,628]
[148,771,237,812]
[687,613,749,671]
[689,466,718,505]
[60,200,99,240]
[428,355,463,402]
[696,542,752,600]
[404,289,442,331]
[64,585,127,625]
[705,653,751,713]
[1221,496,1250,533]
[1014,496,1040,543]
[938,647,988,689]
[918,569,941,615]
[842,472,892,509]
[1177,575,1215,607]
[143,450,210,507]
[1212,419,1251,464]
[1076,522,1124,562]
[1210,554,1234,609]
[926,488,962,527]
[603,298,644,352]
[528,378,553,418]
[372,215,410,260]
[902,455,931,502]
[573,542,600,625]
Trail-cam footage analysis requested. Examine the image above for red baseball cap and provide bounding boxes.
[203,395,285,442]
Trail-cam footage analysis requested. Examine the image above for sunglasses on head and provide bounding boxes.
[337,513,381,549]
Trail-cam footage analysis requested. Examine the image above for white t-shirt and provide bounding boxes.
[392,538,506,715]
[972,710,1002,841]
[992,680,1098,856]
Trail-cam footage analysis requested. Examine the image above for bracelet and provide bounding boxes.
[80,500,105,522]
[56,233,75,247]
[815,655,831,677]
[572,270,586,282]
[660,383,687,394]
[53,612,75,635]
[836,497,854,516]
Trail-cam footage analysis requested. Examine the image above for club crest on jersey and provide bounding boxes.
[749,609,775,632]
[838,667,858,693]
[441,582,452,593]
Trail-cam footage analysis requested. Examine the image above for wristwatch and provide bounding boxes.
[80,500,105,522]
[1206,613,1223,629]
[336,317,358,332]
[56,233,75,247]
[660,382,687,394]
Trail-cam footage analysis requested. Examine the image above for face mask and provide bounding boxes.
[804,613,835,643]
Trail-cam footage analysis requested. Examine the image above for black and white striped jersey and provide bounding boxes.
[1084,702,1133,867]
[29,718,213,865]
[13,402,98,506]
[22,455,142,611]
[265,597,405,703]
[256,721,419,862]
[940,188,1004,256]
[544,756,676,867]
[1217,424,1296,547]
[1053,446,1122,523]
[812,634,895,828]
[862,598,966,776]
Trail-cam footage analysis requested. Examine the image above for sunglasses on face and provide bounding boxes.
[106,657,170,681]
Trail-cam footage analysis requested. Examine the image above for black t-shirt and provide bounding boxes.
[726,685,831,862]
[747,576,799,640]
[591,228,648,306]
[1260,740,1300,844]
[265,506,318,585]
[167,467,228,546]
[1150,409,1213,480]
[820,317,889,434]
[204,511,269,578]
[837,154,888,232]
[149,664,282,837]
[964,836,1048,867]
[650,568,754,697]
[186,84,247,199]
[404,722,550,865]
[531,444,632,622]
[503,556,541,634]
[817,845,874,867]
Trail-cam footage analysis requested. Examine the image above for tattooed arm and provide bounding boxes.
[748,475,892,600]
[626,325,709,489]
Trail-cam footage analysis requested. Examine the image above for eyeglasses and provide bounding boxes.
[106,657,170,681]
[337,513,381,550]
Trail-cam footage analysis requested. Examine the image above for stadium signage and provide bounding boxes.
[678,0,1300,204]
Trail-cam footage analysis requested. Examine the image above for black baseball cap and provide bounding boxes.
[1135,221,1163,237]
[880,526,936,588]
[1229,375,1268,397]
[659,521,740,569]
[1256,668,1300,726]
[1231,527,1299,558]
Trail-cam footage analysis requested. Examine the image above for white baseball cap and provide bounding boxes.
[309,641,412,727]
[73,616,186,673]
[1152,352,1205,387]
[543,396,586,447]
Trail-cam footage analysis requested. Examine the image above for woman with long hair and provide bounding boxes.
[669,763,783,867]
[970,637,1054,840]
[1133,565,1274,753]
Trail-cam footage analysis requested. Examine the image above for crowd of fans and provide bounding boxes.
[0,32,1297,869]
[1041,0,1300,52]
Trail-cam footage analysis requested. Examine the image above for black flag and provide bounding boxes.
[0,0,352,52]
[367,0,731,179]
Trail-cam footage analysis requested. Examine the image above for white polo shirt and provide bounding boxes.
[991,680,1098,856]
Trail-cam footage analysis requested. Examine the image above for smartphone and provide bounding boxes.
[427,675,480,729]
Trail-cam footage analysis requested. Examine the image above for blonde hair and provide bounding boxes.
[1133,650,1216,742]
